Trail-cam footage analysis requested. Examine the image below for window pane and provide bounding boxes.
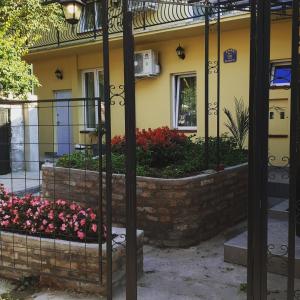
[177,76,197,127]
[96,2,102,28]
[98,71,105,123]
[80,2,101,32]
[85,72,96,128]
[273,65,291,85]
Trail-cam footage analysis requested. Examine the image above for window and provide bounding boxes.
[82,69,104,129]
[270,63,291,87]
[79,1,101,33]
[269,112,274,119]
[173,74,197,130]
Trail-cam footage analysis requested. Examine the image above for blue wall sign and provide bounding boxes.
[224,49,237,63]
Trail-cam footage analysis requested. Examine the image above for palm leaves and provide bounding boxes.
[223,98,249,150]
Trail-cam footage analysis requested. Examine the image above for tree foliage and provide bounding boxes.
[0,0,63,98]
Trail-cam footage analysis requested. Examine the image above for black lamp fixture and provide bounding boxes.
[60,0,86,25]
[176,44,185,60]
[55,69,63,80]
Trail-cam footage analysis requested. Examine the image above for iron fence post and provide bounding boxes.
[288,0,299,298]
[248,0,271,299]
[205,5,210,169]
[122,0,138,299]
[247,0,256,298]
[101,0,113,298]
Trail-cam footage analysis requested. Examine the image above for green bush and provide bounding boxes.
[56,130,247,178]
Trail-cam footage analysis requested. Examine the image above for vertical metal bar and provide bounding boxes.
[204,5,209,169]
[122,0,137,298]
[56,29,60,47]
[288,0,299,298]
[248,0,271,299]
[101,0,113,298]
[247,0,256,299]
[216,0,221,168]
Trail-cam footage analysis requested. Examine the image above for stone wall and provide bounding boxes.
[42,164,248,247]
[0,228,143,295]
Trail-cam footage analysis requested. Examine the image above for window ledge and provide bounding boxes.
[175,128,197,133]
[80,129,96,134]
[269,134,288,138]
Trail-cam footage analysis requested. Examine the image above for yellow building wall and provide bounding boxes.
[28,17,291,165]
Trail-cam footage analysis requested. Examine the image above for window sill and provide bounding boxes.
[270,85,290,90]
[269,134,288,138]
[175,128,197,133]
[80,129,96,134]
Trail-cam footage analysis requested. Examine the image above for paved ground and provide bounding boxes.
[0,171,41,194]
[0,224,295,300]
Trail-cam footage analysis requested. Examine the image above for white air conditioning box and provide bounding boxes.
[134,50,160,77]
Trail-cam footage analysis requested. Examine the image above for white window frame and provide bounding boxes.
[82,68,103,130]
[270,61,291,87]
[78,1,101,34]
[172,73,197,131]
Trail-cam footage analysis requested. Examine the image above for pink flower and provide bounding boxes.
[80,219,86,226]
[77,231,85,240]
[42,219,48,225]
[48,210,54,220]
[1,220,9,227]
[58,212,65,221]
[91,224,97,233]
[90,212,96,220]
[70,203,77,211]
[60,224,67,231]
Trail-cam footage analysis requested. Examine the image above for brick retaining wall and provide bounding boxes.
[42,164,248,247]
[0,228,143,295]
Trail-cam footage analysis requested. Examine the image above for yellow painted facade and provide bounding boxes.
[26,14,292,165]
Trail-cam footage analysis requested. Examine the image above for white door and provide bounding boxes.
[54,91,73,156]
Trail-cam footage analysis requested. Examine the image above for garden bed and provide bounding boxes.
[0,227,144,295]
[42,163,248,247]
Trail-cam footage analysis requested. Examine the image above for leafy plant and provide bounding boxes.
[223,98,249,150]
[56,128,248,178]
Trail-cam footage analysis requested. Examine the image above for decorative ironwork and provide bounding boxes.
[32,1,242,49]
[112,234,126,251]
[110,84,125,106]
[268,155,290,181]
[208,101,218,115]
[208,60,218,74]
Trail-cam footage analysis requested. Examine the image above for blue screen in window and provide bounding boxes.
[273,65,291,85]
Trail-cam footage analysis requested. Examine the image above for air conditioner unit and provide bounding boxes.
[134,50,160,77]
[129,1,159,12]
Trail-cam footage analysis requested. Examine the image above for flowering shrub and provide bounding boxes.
[0,184,105,243]
[57,128,247,178]
[112,127,189,168]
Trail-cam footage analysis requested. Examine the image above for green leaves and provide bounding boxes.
[0,0,63,98]
[223,97,249,150]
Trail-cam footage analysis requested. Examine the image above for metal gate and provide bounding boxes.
[0,108,11,175]
[1,0,300,299]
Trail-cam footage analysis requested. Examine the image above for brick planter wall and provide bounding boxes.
[42,163,248,247]
[0,228,143,295]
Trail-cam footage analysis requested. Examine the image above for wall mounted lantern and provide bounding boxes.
[55,69,63,80]
[176,44,185,60]
[59,0,86,25]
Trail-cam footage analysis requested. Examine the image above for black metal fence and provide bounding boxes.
[0,98,118,290]
[2,0,300,299]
